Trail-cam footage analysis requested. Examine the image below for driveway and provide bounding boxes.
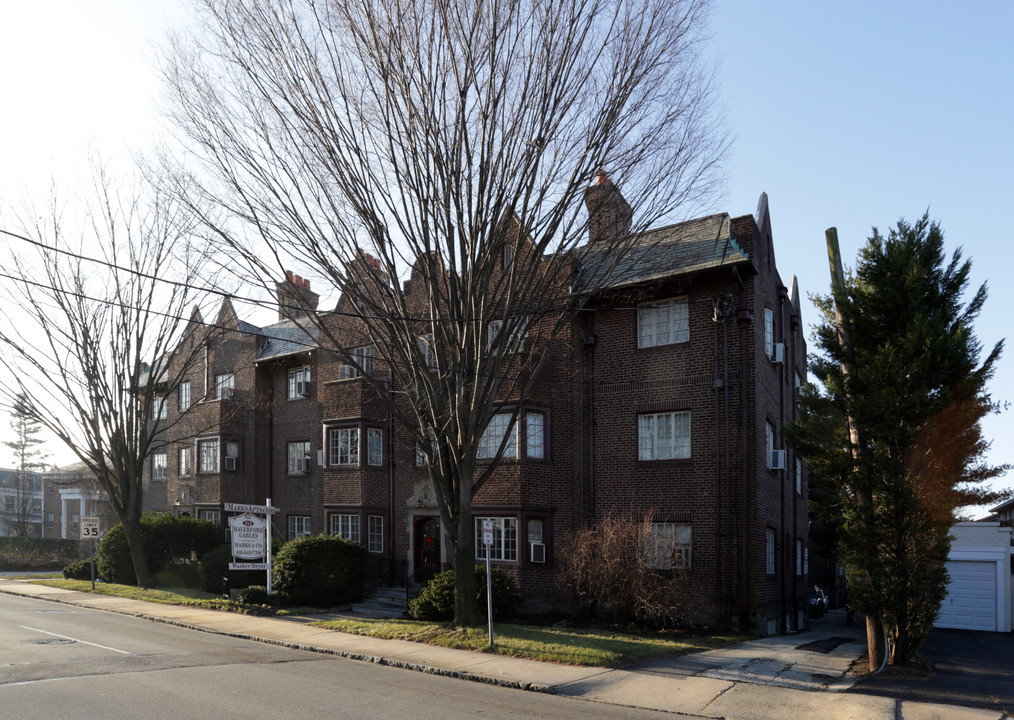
[849,626,1014,715]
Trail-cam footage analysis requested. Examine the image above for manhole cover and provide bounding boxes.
[29,638,76,645]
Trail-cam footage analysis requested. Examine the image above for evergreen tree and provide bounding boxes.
[789,214,1008,663]
[2,395,49,537]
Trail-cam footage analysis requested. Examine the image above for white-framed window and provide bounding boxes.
[288,367,311,399]
[487,317,529,353]
[368,515,383,553]
[766,422,776,467]
[526,412,545,459]
[287,441,311,474]
[330,513,360,543]
[638,411,691,460]
[340,346,374,380]
[179,447,191,477]
[197,509,220,525]
[478,413,517,459]
[151,451,168,481]
[153,396,168,421]
[225,441,240,470]
[795,371,804,407]
[417,334,436,369]
[475,517,517,562]
[367,428,383,466]
[528,517,545,563]
[764,307,774,359]
[328,427,359,466]
[645,522,691,569]
[766,528,775,575]
[214,373,235,400]
[637,298,689,348]
[198,437,220,473]
[288,515,311,539]
[179,381,191,412]
[796,539,803,576]
[795,457,802,494]
[416,429,436,467]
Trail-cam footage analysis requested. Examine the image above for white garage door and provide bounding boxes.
[936,560,997,631]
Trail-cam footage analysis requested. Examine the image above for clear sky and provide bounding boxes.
[1,1,1011,515]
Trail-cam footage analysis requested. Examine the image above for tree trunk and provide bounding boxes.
[121,516,154,588]
[453,527,479,627]
[866,615,886,672]
[453,473,479,627]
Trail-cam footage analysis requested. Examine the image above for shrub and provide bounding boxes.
[559,511,691,629]
[96,524,136,584]
[237,585,274,605]
[0,537,87,571]
[199,544,265,594]
[63,557,95,580]
[272,534,366,607]
[156,561,203,589]
[408,565,520,621]
[96,514,222,585]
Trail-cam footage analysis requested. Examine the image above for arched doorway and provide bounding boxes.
[413,516,441,582]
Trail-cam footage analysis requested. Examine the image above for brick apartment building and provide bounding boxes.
[1,464,113,540]
[145,182,808,633]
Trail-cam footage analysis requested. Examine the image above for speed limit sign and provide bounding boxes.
[80,516,101,540]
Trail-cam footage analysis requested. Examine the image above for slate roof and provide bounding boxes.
[254,319,319,362]
[576,213,749,293]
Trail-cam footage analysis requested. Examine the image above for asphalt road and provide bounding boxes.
[849,626,1014,715]
[0,593,674,720]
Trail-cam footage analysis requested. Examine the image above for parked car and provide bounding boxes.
[809,586,828,618]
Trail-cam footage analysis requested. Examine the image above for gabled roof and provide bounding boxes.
[577,213,749,292]
[254,318,319,363]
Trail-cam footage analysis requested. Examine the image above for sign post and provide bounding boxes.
[225,501,277,596]
[80,516,101,591]
[482,518,495,646]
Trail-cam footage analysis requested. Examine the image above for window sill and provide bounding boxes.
[636,457,691,465]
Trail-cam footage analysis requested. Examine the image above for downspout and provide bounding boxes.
[777,290,786,631]
[266,383,274,502]
[790,300,801,627]
[735,267,752,630]
[586,316,597,523]
[713,298,723,624]
[723,298,733,629]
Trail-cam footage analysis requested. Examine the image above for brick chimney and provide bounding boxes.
[276,270,320,320]
[583,171,632,244]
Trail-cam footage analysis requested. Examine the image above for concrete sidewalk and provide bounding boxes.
[0,578,1002,720]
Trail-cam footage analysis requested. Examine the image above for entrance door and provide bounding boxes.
[414,517,441,582]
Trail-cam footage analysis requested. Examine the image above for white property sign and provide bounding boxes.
[228,512,267,560]
[482,518,494,547]
[225,498,276,595]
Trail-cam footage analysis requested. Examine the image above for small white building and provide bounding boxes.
[935,522,1012,633]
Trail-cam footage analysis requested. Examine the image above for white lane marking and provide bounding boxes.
[19,626,134,655]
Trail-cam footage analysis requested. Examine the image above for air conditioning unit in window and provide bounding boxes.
[530,541,546,564]
[770,342,785,364]
[221,386,235,401]
[295,380,310,397]
[224,456,238,471]
[295,456,310,474]
[769,449,786,470]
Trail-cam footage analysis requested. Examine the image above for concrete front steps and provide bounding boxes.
[350,586,408,618]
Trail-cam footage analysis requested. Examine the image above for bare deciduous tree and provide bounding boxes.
[0,168,210,586]
[163,0,727,624]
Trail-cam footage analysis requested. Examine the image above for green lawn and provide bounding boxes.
[26,578,750,667]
